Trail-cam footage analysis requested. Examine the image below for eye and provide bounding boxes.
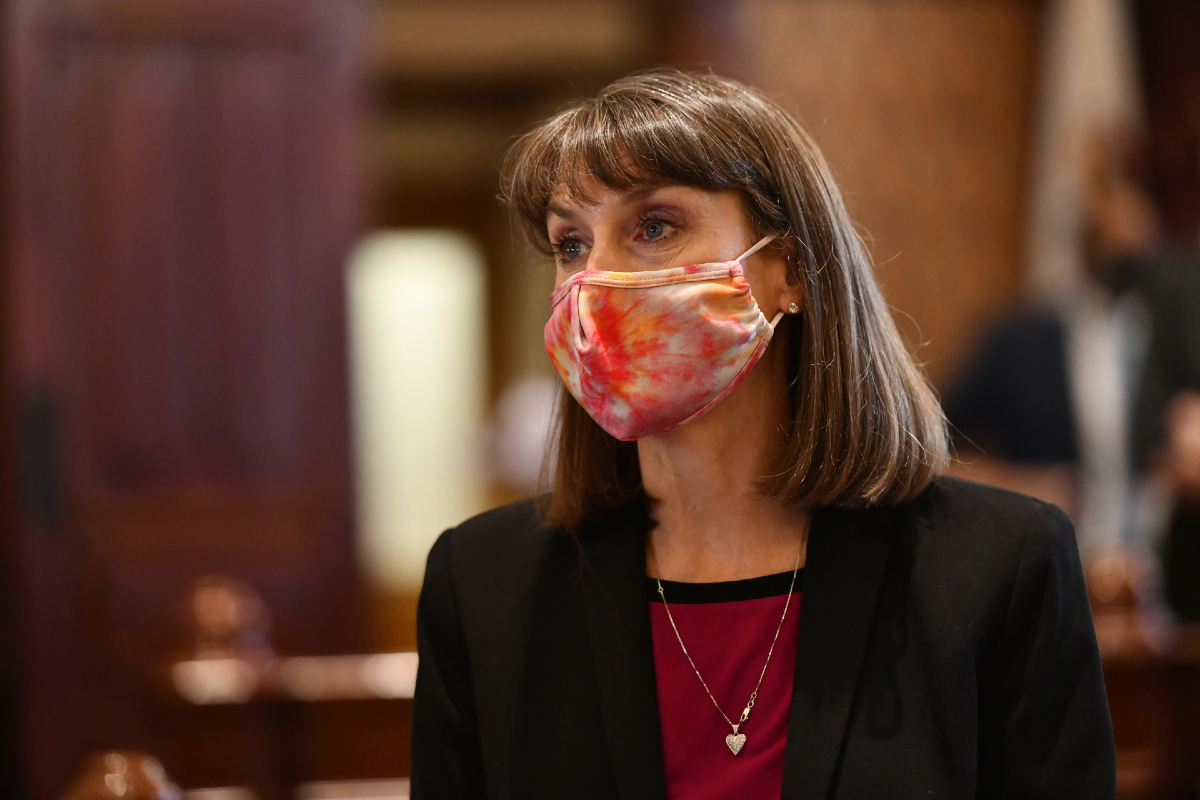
[552,236,587,265]
[636,213,678,243]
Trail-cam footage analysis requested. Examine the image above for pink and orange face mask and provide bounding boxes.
[544,236,783,441]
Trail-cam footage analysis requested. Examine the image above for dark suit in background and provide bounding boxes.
[1133,251,1200,619]
[942,311,1078,464]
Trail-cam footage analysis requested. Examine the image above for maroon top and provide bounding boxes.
[648,570,803,800]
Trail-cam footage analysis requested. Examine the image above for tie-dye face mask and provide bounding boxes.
[544,236,783,441]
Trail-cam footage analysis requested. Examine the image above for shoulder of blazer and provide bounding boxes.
[434,497,582,626]
[439,495,560,568]
[909,474,1075,549]
[896,474,1082,651]
[450,495,546,542]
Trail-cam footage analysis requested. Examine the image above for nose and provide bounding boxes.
[585,233,645,273]
[584,236,619,272]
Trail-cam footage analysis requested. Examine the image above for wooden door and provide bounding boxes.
[4,1,363,797]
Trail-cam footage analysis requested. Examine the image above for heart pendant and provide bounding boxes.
[726,733,746,755]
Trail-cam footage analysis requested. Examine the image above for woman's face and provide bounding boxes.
[545,182,801,318]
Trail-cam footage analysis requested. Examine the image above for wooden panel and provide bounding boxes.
[365,1,653,83]
[44,54,328,491]
[5,1,363,797]
[1135,0,1200,243]
[736,0,1041,385]
[42,0,312,47]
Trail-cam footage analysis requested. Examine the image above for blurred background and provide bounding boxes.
[2,0,1199,798]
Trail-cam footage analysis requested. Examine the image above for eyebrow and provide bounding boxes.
[546,182,682,221]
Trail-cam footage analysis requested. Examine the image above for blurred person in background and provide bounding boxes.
[410,70,1114,799]
[946,126,1200,622]
[1130,209,1200,620]
[944,130,1165,572]
[1153,390,1200,619]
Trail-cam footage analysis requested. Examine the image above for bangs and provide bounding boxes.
[501,75,770,252]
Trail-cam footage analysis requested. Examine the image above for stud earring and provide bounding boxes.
[787,302,800,314]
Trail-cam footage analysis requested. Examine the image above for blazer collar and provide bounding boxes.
[781,504,893,800]
[577,500,893,800]
[577,500,667,800]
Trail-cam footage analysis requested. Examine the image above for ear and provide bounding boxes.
[767,250,805,316]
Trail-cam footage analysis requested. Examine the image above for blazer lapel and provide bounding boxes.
[780,505,893,800]
[578,503,668,800]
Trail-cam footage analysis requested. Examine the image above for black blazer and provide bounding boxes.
[411,477,1115,799]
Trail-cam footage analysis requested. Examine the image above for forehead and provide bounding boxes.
[547,182,651,216]
[547,162,664,203]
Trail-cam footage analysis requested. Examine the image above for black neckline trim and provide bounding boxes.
[647,569,804,604]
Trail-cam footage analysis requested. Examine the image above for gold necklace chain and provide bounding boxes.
[655,548,802,756]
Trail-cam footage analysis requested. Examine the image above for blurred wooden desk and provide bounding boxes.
[162,654,416,800]
[1098,613,1200,800]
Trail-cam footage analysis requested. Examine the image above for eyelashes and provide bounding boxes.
[635,213,679,242]
[551,235,584,264]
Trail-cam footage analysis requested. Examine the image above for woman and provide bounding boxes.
[412,70,1115,800]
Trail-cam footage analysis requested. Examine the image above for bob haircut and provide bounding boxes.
[501,68,949,532]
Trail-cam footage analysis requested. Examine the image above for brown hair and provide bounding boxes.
[500,68,948,531]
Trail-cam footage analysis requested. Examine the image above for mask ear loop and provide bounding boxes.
[736,235,776,262]
[737,235,787,331]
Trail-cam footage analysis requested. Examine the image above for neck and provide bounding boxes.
[639,343,810,582]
